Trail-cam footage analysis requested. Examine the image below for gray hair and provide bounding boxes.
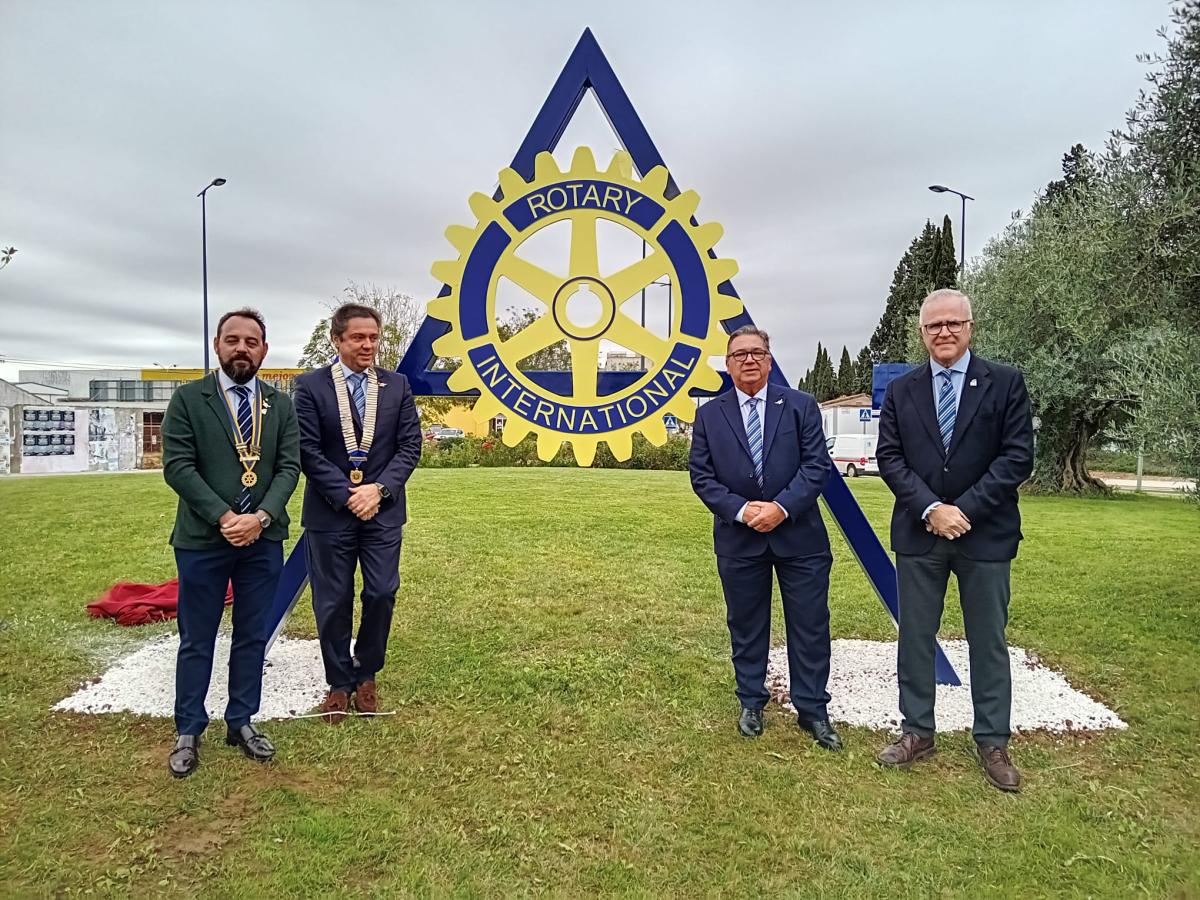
[919,289,973,323]
[727,325,770,353]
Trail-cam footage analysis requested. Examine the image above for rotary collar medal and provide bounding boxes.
[330,364,378,484]
[220,375,268,488]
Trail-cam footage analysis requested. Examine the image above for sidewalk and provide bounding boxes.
[1094,471,1196,494]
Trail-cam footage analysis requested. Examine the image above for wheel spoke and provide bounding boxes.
[570,338,600,402]
[604,252,670,305]
[497,256,562,306]
[500,313,564,365]
[608,314,671,367]
[568,213,600,279]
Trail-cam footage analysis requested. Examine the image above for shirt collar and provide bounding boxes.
[216,368,257,395]
[931,348,971,379]
[734,383,769,406]
[339,360,369,381]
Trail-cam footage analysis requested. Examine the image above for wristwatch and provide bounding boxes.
[375,482,391,500]
[255,509,272,528]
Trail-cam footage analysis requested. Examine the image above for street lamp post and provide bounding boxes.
[928,184,974,272]
[197,177,227,371]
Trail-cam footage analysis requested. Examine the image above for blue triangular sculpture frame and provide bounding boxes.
[266,28,960,686]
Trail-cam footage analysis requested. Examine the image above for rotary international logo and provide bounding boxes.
[427,147,741,465]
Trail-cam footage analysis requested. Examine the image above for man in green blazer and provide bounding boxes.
[161,308,300,778]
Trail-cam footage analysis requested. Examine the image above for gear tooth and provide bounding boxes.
[445,225,475,254]
[468,191,497,221]
[571,438,598,467]
[641,166,669,197]
[502,422,531,447]
[431,260,460,285]
[715,293,744,319]
[534,152,561,182]
[709,257,739,285]
[695,367,724,391]
[694,222,724,250]
[535,432,562,461]
[606,151,634,179]
[643,417,668,446]
[673,190,701,220]
[427,295,456,321]
[606,431,633,461]
[668,398,698,423]
[471,395,503,422]
[570,146,598,176]
[497,167,527,200]
[446,367,475,392]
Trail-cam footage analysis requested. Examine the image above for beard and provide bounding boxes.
[219,355,259,384]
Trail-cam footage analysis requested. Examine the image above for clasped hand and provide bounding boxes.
[744,500,786,533]
[346,483,382,521]
[220,511,262,547]
[926,503,971,540]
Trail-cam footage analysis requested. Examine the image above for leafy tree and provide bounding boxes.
[0,247,15,271]
[298,281,423,371]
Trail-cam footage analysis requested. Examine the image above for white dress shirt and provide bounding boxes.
[732,384,787,524]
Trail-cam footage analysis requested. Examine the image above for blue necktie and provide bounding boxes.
[745,397,763,487]
[232,385,253,513]
[937,371,956,452]
[349,372,367,421]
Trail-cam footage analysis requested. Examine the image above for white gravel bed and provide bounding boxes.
[54,634,1126,734]
[767,639,1127,733]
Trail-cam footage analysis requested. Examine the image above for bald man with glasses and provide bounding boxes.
[875,289,1033,791]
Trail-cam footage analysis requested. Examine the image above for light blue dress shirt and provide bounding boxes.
[922,348,971,520]
[216,368,258,433]
[732,384,787,524]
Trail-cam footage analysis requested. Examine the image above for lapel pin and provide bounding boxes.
[969,378,977,387]
[774,398,783,405]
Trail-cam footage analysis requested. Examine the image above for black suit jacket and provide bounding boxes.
[293,364,423,532]
[689,384,831,559]
[876,353,1034,561]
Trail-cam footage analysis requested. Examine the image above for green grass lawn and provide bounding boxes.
[0,470,1197,897]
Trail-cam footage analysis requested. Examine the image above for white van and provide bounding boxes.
[826,434,879,477]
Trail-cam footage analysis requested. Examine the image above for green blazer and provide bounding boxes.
[162,373,301,549]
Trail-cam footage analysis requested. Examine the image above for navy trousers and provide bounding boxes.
[716,550,833,721]
[306,521,402,693]
[173,539,283,735]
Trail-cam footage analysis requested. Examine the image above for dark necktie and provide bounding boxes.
[937,371,956,452]
[745,397,763,487]
[232,385,253,513]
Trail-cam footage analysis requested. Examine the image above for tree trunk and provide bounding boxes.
[1031,416,1111,494]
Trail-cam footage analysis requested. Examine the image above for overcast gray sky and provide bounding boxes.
[0,0,1175,386]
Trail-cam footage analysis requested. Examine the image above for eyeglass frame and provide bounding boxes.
[726,348,771,362]
[920,319,973,336]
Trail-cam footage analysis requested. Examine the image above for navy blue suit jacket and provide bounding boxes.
[689,383,831,559]
[876,354,1034,561]
[294,364,423,532]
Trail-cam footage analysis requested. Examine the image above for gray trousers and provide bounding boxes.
[896,542,1012,747]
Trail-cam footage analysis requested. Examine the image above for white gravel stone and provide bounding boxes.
[767,639,1127,733]
[53,633,329,721]
[54,634,1126,734]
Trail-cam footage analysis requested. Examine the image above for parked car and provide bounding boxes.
[826,433,878,477]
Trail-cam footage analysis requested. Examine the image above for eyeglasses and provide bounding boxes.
[921,319,972,336]
[727,349,770,362]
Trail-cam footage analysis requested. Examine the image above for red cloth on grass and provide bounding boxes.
[86,578,233,626]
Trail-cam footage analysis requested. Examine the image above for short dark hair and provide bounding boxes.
[216,307,267,341]
[727,325,770,353]
[330,303,382,338]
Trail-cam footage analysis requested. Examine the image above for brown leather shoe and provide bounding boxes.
[977,744,1021,792]
[318,689,350,724]
[353,681,378,715]
[876,732,937,768]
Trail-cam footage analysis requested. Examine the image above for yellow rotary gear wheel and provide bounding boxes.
[428,146,742,465]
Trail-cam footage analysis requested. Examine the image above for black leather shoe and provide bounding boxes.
[168,734,201,778]
[798,717,844,752]
[225,724,275,762]
[738,707,765,737]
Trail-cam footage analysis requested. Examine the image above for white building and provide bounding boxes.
[819,392,878,438]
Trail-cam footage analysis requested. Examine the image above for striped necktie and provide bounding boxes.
[232,384,253,513]
[937,370,956,452]
[349,371,367,420]
[745,397,763,487]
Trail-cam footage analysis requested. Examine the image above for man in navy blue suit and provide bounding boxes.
[689,326,839,750]
[875,289,1033,792]
[293,303,423,722]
